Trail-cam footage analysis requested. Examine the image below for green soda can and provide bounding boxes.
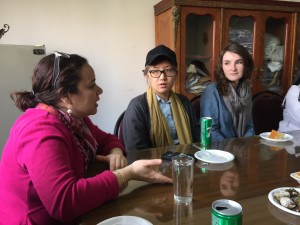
[201,117,212,146]
[212,199,242,225]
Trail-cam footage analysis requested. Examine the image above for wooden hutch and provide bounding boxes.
[154,0,300,99]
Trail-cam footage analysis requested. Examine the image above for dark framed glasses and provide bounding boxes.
[52,51,70,89]
[147,68,176,78]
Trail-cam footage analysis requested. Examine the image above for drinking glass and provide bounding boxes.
[172,153,194,204]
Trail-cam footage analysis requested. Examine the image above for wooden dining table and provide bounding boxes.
[81,130,300,225]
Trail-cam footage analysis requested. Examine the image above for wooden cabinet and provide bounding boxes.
[154,0,300,99]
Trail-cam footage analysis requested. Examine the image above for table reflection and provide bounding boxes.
[219,166,239,197]
[82,130,300,225]
[174,202,193,225]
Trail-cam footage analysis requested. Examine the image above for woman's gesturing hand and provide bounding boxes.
[129,159,173,184]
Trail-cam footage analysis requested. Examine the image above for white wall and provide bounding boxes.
[0,0,160,133]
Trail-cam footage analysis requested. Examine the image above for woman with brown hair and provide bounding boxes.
[0,51,172,225]
[200,43,255,141]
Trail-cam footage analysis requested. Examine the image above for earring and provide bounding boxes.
[67,105,72,116]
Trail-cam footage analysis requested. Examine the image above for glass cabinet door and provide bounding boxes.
[224,10,263,95]
[293,13,300,84]
[262,12,292,96]
[181,7,221,98]
[228,16,254,55]
[224,10,292,96]
[263,17,286,94]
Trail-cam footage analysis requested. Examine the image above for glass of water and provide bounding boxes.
[172,153,194,204]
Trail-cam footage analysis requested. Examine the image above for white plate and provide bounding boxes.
[259,132,293,142]
[259,138,293,148]
[196,160,234,171]
[268,187,300,216]
[268,202,300,225]
[97,216,153,225]
[290,172,300,184]
[194,150,234,164]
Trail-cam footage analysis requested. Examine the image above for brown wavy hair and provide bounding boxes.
[215,43,253,95]
[10,53,87,112]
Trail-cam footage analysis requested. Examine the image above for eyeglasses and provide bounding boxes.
[52,51,70,89]
[147,68,176,78]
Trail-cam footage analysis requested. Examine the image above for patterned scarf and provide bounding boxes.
[222,80,252,137]
[147,86,192,147]
[36,103,97,169]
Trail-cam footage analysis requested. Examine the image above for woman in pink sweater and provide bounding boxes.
[0,52,172,225]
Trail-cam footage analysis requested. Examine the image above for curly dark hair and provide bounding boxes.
[215,43,253,95]
[10,53,87,112]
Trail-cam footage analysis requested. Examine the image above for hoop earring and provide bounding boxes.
[67,105,72,117]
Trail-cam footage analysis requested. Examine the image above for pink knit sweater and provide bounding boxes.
[0,108,126,225]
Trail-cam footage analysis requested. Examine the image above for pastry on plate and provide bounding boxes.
[269,130,285,139]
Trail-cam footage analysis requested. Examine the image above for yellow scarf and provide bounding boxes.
[147,86,192,147]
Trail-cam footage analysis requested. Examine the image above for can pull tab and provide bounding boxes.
[216,206,228,210]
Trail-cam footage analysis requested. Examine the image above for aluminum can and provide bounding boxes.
[201,117,212,146]
[211,199,242,225]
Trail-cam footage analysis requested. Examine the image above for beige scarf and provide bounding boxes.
[147,86,192,147]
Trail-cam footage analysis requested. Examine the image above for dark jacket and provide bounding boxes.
[122,93,200,151]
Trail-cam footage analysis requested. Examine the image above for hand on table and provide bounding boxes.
[96,148,127,171]
[129,159,173,184]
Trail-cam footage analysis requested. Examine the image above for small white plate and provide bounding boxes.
[194,150,234,164]
[259,138,293,148]
[268,187,300,216]
[259,132,293,142]
[196,160,234,171]
[97,216,153,225]
[290,172,300,184]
